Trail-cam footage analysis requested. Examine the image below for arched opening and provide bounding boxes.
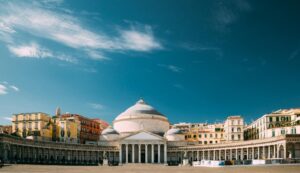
[279,145,285,158]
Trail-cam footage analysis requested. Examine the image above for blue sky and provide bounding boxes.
[1,0,300,125]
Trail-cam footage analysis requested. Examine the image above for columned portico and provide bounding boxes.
[119,131,167,164]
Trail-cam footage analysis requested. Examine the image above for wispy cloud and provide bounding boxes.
[158,64,182,73]
[213,0,252,32]
[181,42,221,51]
[0,84,8,95]
[89,103,105,110]
[0,82,20,95]
[8,43,52,58]
[8,43,77,63]
[0,1,162,63]
[119,26,162,51]
[3,117,12,121]
[10,85,19,92]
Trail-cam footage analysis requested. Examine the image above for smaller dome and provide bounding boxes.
[102,127,119,135]
[166,128,183,135]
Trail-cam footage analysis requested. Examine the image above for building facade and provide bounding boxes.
[11,112,52,140]
[244,109,300,141]
[1,99,300,166]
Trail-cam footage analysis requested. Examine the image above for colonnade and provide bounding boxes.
[119,143,167,164]
[168,143,292,163]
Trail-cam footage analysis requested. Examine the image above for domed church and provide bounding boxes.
[99,99,184,164]
[113,99,170,136]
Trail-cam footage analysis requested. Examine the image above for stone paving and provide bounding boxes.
[1,164,300,173]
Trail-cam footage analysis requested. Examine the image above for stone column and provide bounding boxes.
[158,144,161,163]
[164,144,167,164]
[119,145,122,165]
[258,147,260,159]
[126,144,128,163]
[262,146,265,159]
[151,144,154,163]
[283,143,286,159]
[236,148,238,160]
[145,144,148,163]
[273,145,276,159]
[268,145,271,159]
[138,144,141,163]
[252,147,254,160]
[224,149,227,160]
[208,150,210,160]
[202,150,205,160]
[197,151,199,161]
[277,144,280,159]
[246,148,249,160]
[213,150,216,160]
[219,150,221,160]
[132,144,135,163]
[230,149,232,160]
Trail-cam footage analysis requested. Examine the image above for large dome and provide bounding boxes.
[113,99,170,135]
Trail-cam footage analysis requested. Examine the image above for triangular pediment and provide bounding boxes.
[121,131,165,141]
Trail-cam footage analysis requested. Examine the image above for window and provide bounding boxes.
[238,134,241,140]
[193,135,196,139]
[276,117,279,122]
[210,134,212,138]
[272,130,275,137]
[29,122,32,130]
[291,128,296,134]
[204,134,207,138]
[204,141,207,144]
[215,141,218,144]
[209,141,213,144]
[199,141,202,144]
[215,134,218,138]
[281,129,285,135]
[199,134,202,138]
[269,117,273,122]
[231,135,234,140]
[232,128,234,132]
[237,127,241,132]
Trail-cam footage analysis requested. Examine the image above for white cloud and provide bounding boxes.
[119,26,162,51]
[0,1,162,62]
[159,64,182,73]
[10,85,19,92]
[0,84,8,95]
[8,43,52,58]
[89,103,105,110]
[8,43,77,63]
[0,82,20,95]
[86,50,108,60]
[3,117,12,121]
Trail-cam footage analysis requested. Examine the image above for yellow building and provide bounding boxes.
[57,117,79,143]
[11,112,52,140]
